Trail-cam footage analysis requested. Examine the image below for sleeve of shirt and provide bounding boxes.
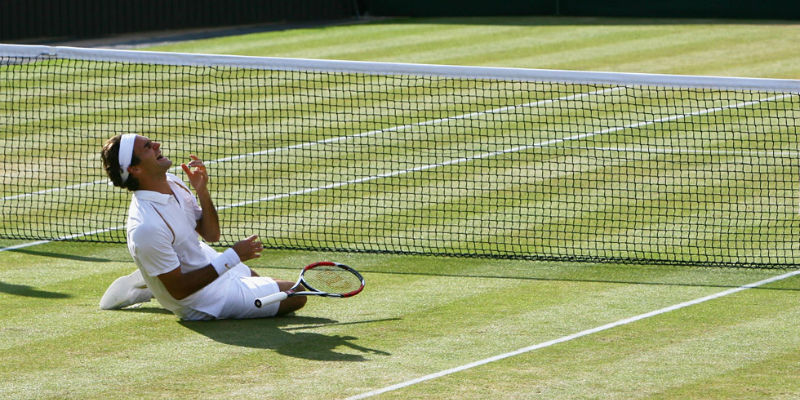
[130,222,180,276]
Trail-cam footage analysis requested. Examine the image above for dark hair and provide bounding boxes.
[101,135,141,191]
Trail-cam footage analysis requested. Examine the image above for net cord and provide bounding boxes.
[1,43,798,92]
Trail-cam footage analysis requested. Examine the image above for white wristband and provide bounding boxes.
[211,248,241,276]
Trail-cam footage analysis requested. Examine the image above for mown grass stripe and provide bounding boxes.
[2,89,786,256]
[345,268,800,399]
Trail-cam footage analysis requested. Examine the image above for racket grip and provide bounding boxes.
[254,292,288,308]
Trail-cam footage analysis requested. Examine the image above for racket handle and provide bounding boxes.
[254,292,288,308]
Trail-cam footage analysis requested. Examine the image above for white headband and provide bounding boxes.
[118,134,137,183]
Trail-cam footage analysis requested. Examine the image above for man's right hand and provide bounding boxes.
[232,235,263,262]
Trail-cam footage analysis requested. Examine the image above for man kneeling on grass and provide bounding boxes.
[98,134,306,320]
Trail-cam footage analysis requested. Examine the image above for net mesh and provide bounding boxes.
[1,46,799,268]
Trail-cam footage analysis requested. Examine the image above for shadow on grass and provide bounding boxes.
[3,247,112,263]
[0,281,71,299]
[179,316,394,361]
[118,305,174,315]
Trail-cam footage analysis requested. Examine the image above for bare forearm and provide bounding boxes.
[195,188,220,242]
[182,155,220,242]
[160,264,219,300]
[159,237,261,300]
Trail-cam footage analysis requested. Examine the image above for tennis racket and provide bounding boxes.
[254,261,365,308]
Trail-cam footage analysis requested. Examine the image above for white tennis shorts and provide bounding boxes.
[216,263,281,319]
[195,243,281,319]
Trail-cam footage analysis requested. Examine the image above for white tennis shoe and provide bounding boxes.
[99,269,153,310]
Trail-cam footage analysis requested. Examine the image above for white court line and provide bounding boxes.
[0,88,618,251]
[0,91,787,251]
[587,147,800,157]
[1,180,107,202]
[0,87,619,203]
[219,93,791,209]
[0,227,124,252]
[344,268,800,400]
[10,148,784,204]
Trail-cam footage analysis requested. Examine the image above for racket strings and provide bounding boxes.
[303,266,362,294]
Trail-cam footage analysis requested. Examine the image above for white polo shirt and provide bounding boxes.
[126,173,234,320]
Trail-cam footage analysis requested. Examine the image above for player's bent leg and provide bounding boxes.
[99,269,153,310]
[217,275,283,319]
[217,276,308,319]
[275,279,307,316]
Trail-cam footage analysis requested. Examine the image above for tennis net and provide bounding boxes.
[2,44,799,268]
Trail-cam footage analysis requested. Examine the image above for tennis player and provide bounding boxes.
[99,134,306,320]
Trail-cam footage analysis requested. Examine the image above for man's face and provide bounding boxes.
[132,135,172,175]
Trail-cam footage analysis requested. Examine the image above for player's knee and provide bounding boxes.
[290,294,307,309]
[277,295,306,315]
